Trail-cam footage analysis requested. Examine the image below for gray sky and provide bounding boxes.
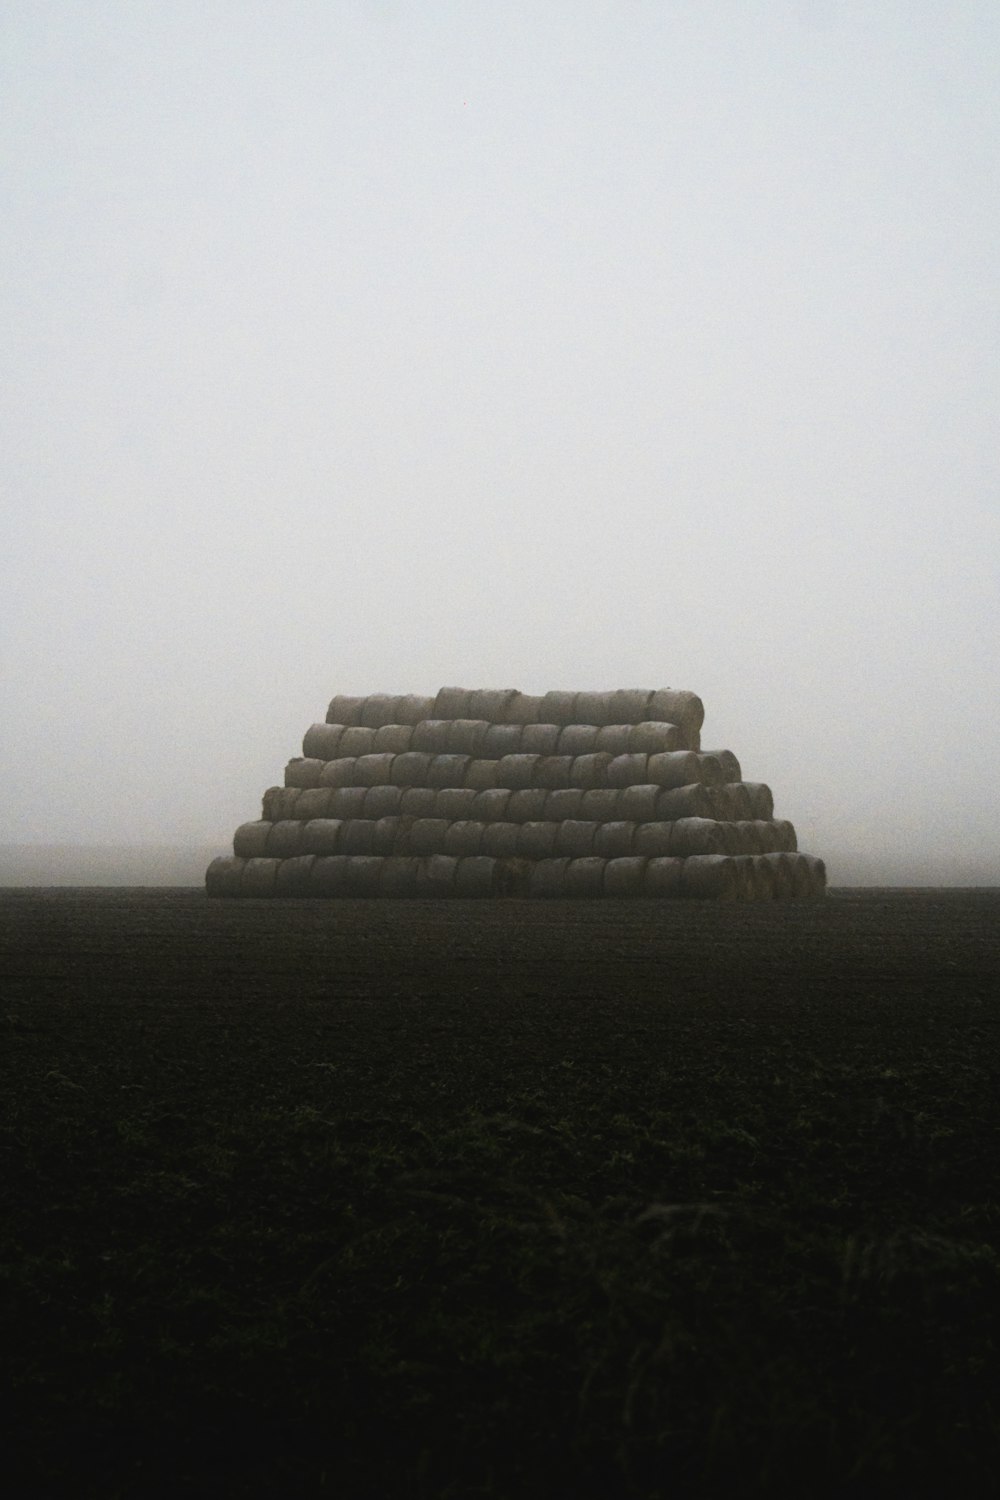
[2,0,998,885]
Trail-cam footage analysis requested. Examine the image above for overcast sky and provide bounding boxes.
[2,1,998,884]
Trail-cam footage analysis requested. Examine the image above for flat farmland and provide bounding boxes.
[3,889,999,1497]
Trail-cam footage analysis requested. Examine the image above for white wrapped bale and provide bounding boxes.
[234,821,271,858]
[267,821,305,858]
[570,752,613,789]
[507,789,548,821]
[521,723,561,754]
[435,787,478,819]
[318,757,359,788]
[579,788,620,821]
[286,758,324,789]
[343,855,383,894]
[409,818,451,855]
[303,723,344,759]
[380,856,421,897]
[309,855,351,895]
[411,720,453,753]
[481,822,520,857]
[518,821,559,859]
[446,720,490,754]
[618,785,660,822]
[605,856,648,896]
[644,857,683,897]
[535,755,574,789]
[502,692,542,724]
[680,855,740,900]
[363,784,403,818]
[275,855,316,896]
[339,820,377,855]
[399,787,438,816]
[594,821,634,857]
[546,788,586,820]
[473,788,511,821]
[356,753,396,787]
[301,819,344,856]
[427,754,472,788]
[608,689,653,722]
[466,688,518,721]
[391,751,433,786]
[656,784,715,819]
[444,820,484,856]
[745,783,775,820]
[528,858,573,896]
[373,723,414,753]
[328,787,368,819]
[295,787,333,820]
[629,722,684,754]
[454,856,499,897]
[205,856,245,897]
[416,854,458,897]
[647,689,705,742]
[558,724,599,755]
[574,690,614,725]
[607,753,648,788]
[633,823,674,857]
[243,857,278,897]
[670,818,728,856]
[594,724,632,754]
[339,725,377,755]
[539,690,578,724]
[326,695,365,726]
[433,687,472,719]
[465,759,499,790]
[496,754,541,790]
[701,749,742,783]
[565,856,606,896]
[555,820,597,856]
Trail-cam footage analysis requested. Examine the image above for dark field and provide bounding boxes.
[3,888,999,1497]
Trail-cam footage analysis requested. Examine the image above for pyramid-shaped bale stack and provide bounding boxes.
[206,687,826,899]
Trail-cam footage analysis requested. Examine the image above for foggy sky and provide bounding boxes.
[2,1,998,885]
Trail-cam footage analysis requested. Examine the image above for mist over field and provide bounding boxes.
[2,2,998,887]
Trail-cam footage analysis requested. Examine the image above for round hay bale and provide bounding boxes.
[395,694,436,725]
[286,758,324,789]
[669,818,727,856]
[518,822,559,859]
[411,720,452,753]
[303,723,344,759]
[557,724,599,755]
[520,723,560,755]
[629,722,683,754]
[573,691,614,725]
[447,719,490,755]
[495,857,531,895]
[618,785,660,822]
[774,820,797,852]
[360,694,399,729]
[274,854,316,896]
[435,787,478,820]
[644,857,683,897]
[318,757,359,788]
[745,783,774,821]
[594,724,631,754]
[701,749,742,783]
[528,858,573,896]
[607,689,653,723]
[751,856,777,900]
[443,820,484,856]
[481,822,521,857]
[380,856,421,897]
[534,755,574,790]
[363,784,403,819]
[496,754,540,790]
[425,753,470,788]
[327,787,367,819]
[605,856,648,896]
[267,821,304,858]
[730,856,758,902]
[356,753,396,787]
[234,821,271,858]
[646,751,701,789]
[409,818,450,855]
[680,855,739,900]
[242,857,278,897]
[647,689,705,739]
[472,788,511,821]
[656,784,715,819]
[507,788,548,821]
[546,788,586,820]
[373,723,414,753]
[607,753,648,788]
[416,854,458,897]
[205,856,244,897]
[372,816,404,854]
[342,855,383,895]
[466,689,518,721]
[564,856,606,896]
[301,819,344,856]
[465,758,499,791]
[555,820,597,856]
[326,695,365,726]
[539,690,578,725]
[295,787,333,820]
[399,787,438,817]
[391,751,432,787]
[339,820,376,855]
[309,855,351,895]
[758,851,793,899]
[579,788,620,821]
[633,822,674,857]
[502,692,542,724]
[569,752,613,789]
[263,786,297,820]
[454,856,499,897]
[482,723,522,757]
[800,853,827,897]
[593,821,634,858]
[694,754,724,788]
[714,783,753,820]
[433,687,472,719]
[339,725,377,756]
[733,821,763,854]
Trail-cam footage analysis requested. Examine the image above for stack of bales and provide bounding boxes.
[206,687,826,900]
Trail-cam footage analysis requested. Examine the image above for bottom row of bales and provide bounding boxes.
[206,852,826,901]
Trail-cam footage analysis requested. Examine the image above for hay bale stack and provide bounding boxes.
[233,821,271,858]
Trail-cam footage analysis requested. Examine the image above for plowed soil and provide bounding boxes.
[3,889,999,1498]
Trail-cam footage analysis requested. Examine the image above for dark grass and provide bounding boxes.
[2,888,999,1497]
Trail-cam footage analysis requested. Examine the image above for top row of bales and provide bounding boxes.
[326,688,704,746]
